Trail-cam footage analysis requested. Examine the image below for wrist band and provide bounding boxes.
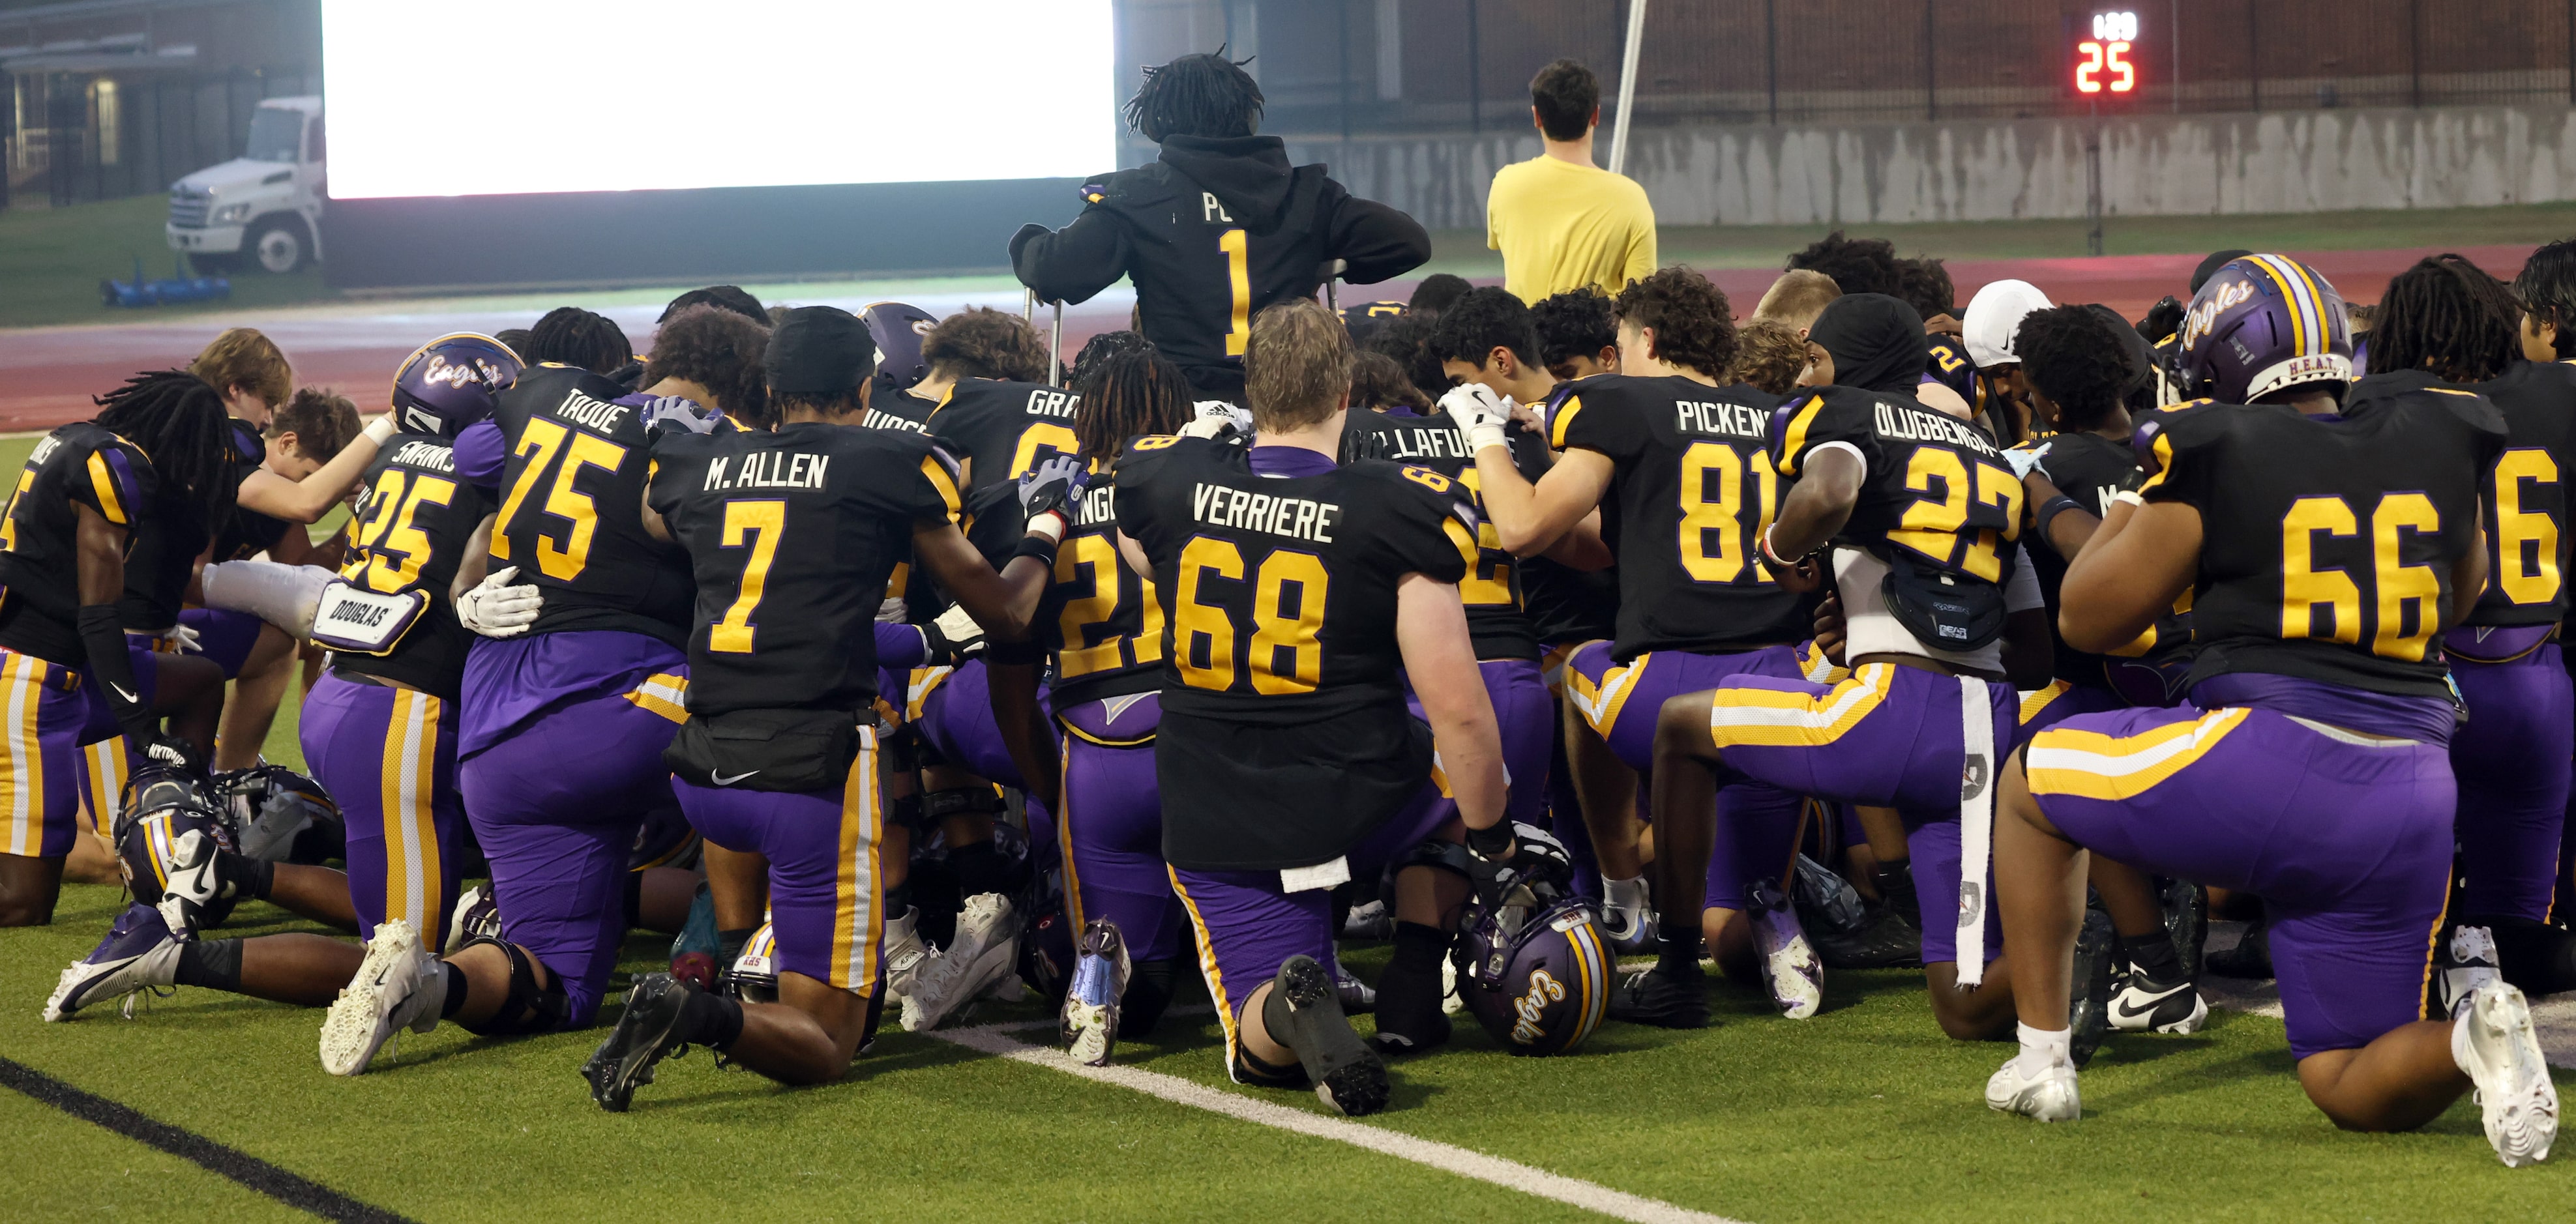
[1757,523,1804,571]
[1464,819,1514,858]
[2112,490,2146,508]
[2033,495,2086,540]
[1010,531,1060,569]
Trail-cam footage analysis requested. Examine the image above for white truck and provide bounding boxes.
[164,96,325,275]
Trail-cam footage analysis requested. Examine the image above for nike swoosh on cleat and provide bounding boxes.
[710,770,758,786]
[2112,984,2191,1019]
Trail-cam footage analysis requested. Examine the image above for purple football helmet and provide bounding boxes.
[863,301,940,400]
[2172,254,2353,404]
[391,332,523,438]
[115,766,238,923]
[1451,824,1612,1056]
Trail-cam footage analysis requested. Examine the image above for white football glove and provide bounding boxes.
[455,565,543,638]
[1438,383,1515,454]
[160,623,203,654]
[876,595,910,624]
[2003,440,2054,480]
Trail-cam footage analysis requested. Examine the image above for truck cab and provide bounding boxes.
[166,96,325,274]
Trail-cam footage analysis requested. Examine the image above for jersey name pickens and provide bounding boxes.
[1674,398,1771,441]
[1191,482,1340,544]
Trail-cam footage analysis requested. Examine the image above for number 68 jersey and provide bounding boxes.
[647,423,965,718]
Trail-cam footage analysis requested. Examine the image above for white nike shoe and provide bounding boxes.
[1601,876,1655,955]
[900,894,1019,1032]
[1750,884,1823,1020]
[44,902,184,1022]
[2453,980,2558,1167]
[445,884,501,952]
[319,920,447,1076]
[2107,969,2208,1034]
[1987,1055,2081,1122]
[2440,925,2506,1020]
[881,907,929,998]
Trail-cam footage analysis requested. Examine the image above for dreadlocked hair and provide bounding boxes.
[1785,231,1901,297]
[93,370,239,526]
[1125,50,1263,142]
[1074,349,1191,464]
[2515,237,2576,360]
[1070,330,1155,391]
[2374,254,2523,384]
[2014,306,2139,433]
[522,307,633,374]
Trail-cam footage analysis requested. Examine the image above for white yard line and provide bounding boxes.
[921,1019,1743,1224]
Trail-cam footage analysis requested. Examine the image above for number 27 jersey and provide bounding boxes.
[1772,384,2024,587]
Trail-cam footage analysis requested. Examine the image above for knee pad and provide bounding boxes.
[1395,838,1477,880]
[453,937,568,1037]
[885,793,927,834]
[925,786,1001,826]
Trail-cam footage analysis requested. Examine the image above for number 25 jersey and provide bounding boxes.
[1552,374,1809,659]
[647,422,964,718]
[2138,392,2506,698]
[333,434,494,699]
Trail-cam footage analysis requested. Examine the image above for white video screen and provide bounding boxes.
[320,0,1116,199]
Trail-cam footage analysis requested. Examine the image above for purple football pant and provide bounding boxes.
[0,650,95,859]
[675,735,887,994]
[176,607,267,679]
[301,673,460,950]
[1406,658,1551,827]
[1056,693,1178,963]
[1567,643,1809,912]
[2027,704,2453,1058]
[2450,645,2572,923]
[2013,679,2125,744]
[1699,662,2016,966]
[907,660,1027,791]
[1171,785,1450,1081]
[459,634,688,1028]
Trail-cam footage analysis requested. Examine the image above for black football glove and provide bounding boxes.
[142,733,207,777]
[2137,295,2185,345]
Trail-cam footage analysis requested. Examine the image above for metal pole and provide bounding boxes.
[1608,0,1647,174]
[1048,301,1064,388]
[1466,0,1481,134]
[1023,286,1035,323]
[1336,0,1350,164]
[2086,108,2105,257]
[1766,0,1779,123]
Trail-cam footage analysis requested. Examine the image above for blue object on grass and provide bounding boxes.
[102,254,230,308]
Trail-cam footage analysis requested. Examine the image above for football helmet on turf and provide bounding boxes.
[390,333,523,438]
[115,767,235,919]
[1451,824,1612,1056]
[2171,254,2352,405]
[216,764,339,864]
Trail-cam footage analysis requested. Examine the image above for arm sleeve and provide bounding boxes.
[1011,198,1131,306]
[2004,545,2045,612]
[873,620,928,671]
[451,420,507,491]
[1322,184,1432,286]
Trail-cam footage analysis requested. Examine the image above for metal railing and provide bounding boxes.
[2,65,314,209]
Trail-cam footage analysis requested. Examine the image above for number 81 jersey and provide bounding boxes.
[1112,434,1478,718]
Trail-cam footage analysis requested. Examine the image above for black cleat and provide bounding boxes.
[2067,905,2116,1068]
[2161,879,2209,981]
[582,973,695,1113]
[1273,955,1388,1116]
[1606,966,1711,1028]
[1814,899,1922,970]
[1366,960,1451,1055]
[2207,910,2273,979]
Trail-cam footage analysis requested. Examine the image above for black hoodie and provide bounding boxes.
[1011,134,1431,401]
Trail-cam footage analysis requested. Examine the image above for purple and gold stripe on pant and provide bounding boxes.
[829,733,885,993]
[378,690,449,943]
[1,650,82,860]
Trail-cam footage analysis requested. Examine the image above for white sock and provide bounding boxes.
[1603,875,1648,912]
[2013,1022,2073,1075]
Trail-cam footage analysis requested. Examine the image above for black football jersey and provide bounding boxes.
[212,419,290,562]
[865,389,936,436]
[1773,384,2023,589]
[116,419,260,631]
[1552,374,1809,658]
[929,377,1085,567]
[2018,431,2185,686]
[1013,137,1430,399]
[1342,408,1543,661]
[330,435,494,699]
[485,365,696,647]
[1926,334,1977,403]
[2139,393,2505,697]
[1044,467,1165,708]
[647,422,964,718]
[0,424,156,665]
[2350,362,2576,628]
[1114,435,1477,870]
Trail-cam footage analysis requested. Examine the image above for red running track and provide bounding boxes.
[0,244,2532,431]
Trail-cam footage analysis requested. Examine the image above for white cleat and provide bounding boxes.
[2440,925,2506,1019]
[881,907,929,1000]
[1751,886,1823,1020]
[900,894,1019,1032]
[43,902,183,1022]
[319,920,447,1076]
[1601,876,1656,955]
[2453,980,2558,1167]
[1987,1056,2081,1122]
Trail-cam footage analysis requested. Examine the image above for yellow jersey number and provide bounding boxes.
[492,418,628,581]
[2279,493,2446,662]
[708,500,787,654]
[1053,532,1166,679]
[1174,537,1329,695]
[2491,447,2562,607]
[342,467,459,594]
[1678,441,1783,583]
[1887,448,2024,581]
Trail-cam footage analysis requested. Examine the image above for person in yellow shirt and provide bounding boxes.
[1486,59,1657,304]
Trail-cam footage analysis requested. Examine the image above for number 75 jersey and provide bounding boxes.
[479,365,696,645]
[647,422,966,718]
[1112,435,1478,719]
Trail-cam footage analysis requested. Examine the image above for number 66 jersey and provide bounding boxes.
[1113,434,1478,871]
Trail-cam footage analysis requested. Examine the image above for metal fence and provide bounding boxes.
[3,65,315,209]
[1141,0,2576,139]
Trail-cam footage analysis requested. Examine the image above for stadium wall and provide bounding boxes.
[1289,104,2576,229]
